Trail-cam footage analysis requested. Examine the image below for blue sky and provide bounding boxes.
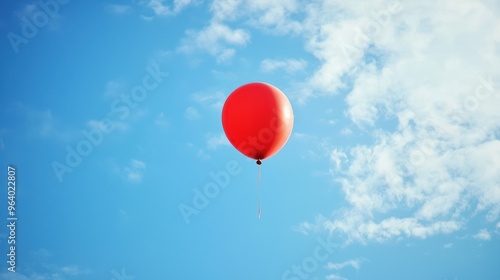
[1,0,499,279]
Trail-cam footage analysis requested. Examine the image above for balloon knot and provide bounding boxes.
[256,159,262,165]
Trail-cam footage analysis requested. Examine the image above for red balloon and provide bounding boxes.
[222,82,294,162]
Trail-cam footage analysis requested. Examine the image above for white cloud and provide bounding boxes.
[326,274,348,280]
[87,119,105,131]
[126,173,142,183]
[216,48,236,63]
[31,248,52,259]
[184,0,303,62]
[290,0,500,244]
[87,119,128,132]
[146,0,195,16]
[293,220,320,235]
[0,263,91,279]
[340,127,353,135]
[107,4,132,14]
[260,58,307,73]
[192,91,226,110]
[293,133,333,161]
[330,149,347,172]
[35,110,56,138]
[155,112,169,128]
[103,80,123,99]
[124,159,146,183]
[185,106,201,120]
[180,4,499,247]
[326,259,363,270]
[444,243,453,248]
[474,229,491,241]
[179,20,250,63]
[211,0,302,33]
[297,2,405,102]
[140,14,154,21]
[131,159,146,169]
[0,272,30,280]
[197,149,210,160]
[210,0,241,21]
[206,133,230,149]
[113,121,129,132]
[60,265,91,276]
[246,0,301,32]
[21,107,74,141]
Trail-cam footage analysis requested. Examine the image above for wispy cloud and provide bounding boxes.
[206,133,229,150]
[197,149,210,160]
[0,272,30,280]
[292,133,333,161]
[178,20,250,63]
[192,91,226,110]
[260,58,307,73]
[330,148,347,172]
[31,248,52,259]
[107,4,132,15]
[291,1,499,244]
[146,0,195,16]
[326,274,348,280]
[210,0,240,22]
[180,0,304,63]
[210,0,301,33]
[87,119,128,132]
[186,142,211,160]
[339,127,353,135]
[474,229,491,241]
[293,219,321,235]
[103,80,124,99]
[326,259,364,270]
[185,106,201,120]
[37,110,57,138]
[155,112,169,128]
[22,107,75,141]
[1,249,91,279]
[292,216,326,235]
[60,264,92,276]
[140,14,154,21]
[124,159,146,183]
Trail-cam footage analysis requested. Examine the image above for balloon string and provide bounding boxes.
[258,163,261,219]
